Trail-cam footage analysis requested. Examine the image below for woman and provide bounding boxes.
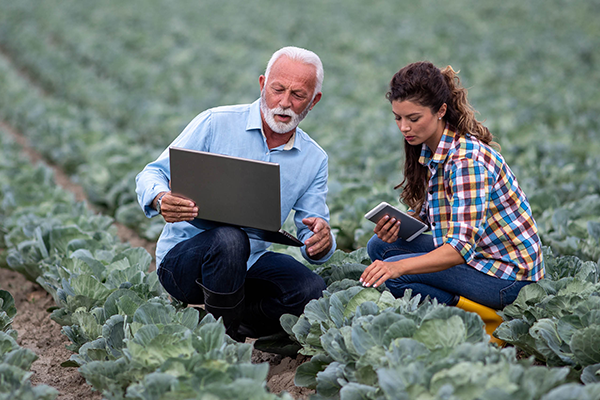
[360,62,544,315]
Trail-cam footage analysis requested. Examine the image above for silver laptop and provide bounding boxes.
[169,147,303,247]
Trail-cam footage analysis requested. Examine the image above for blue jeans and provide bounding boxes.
[157,226,326,334]
[367,234,531,309]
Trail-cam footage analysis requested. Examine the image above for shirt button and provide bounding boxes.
[431,222,436,227]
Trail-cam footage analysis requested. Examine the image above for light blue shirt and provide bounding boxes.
[135,99,336,269]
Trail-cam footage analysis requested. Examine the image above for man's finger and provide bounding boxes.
[305,230,326,248]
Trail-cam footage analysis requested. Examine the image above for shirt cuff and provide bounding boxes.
[445,236,475,264]
[301,231,337,264]
[143,187,169,218]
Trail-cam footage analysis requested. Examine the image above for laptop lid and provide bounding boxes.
[169,147,282,232]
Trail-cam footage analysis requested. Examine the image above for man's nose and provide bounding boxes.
[279,92,292,109]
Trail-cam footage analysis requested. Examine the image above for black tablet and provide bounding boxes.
[364,202,428,242]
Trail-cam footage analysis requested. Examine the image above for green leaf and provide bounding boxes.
[48,225,90,255]
[193,321,226,354]
[344,288,381,318]
[581,363,600,384]
[69,274,114,308]
[133,302,175,326]
[352,312,403,355]
[383,319,418,345]
[103,289,145,318]
[0,290,17,319]
[315,361,346,398]
[321,328,354,365]
[530,319,575,366]
[339,382,379,400]
[280,313,299,336]
[385,338,431,366]
[295,353,332,388]
[413,316,467,350]
[571,325,600,367]
[103,314,126,355]
[539,382,600,400]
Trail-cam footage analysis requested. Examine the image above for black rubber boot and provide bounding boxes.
[239,300,285,338]
[197,281,246,342]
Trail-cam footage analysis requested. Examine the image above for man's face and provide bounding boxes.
[259,56,321,135]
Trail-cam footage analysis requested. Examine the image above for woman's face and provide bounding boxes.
[392,100,446,151]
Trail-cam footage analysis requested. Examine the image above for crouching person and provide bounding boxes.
[135,46,336,341]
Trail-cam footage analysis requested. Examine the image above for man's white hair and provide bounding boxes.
[264,46,324,96]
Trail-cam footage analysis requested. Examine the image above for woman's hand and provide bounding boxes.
[360,259,403,288]
[374,214,401,243]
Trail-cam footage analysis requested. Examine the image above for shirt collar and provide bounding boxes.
[419,123,455,166]
[248,98,301,151]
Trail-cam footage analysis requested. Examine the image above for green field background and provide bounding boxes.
[1,0,599,255]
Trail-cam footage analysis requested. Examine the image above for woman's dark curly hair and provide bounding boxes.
[387,61,495,214]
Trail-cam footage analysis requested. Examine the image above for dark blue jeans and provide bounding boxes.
[367,234,531,309]
[157,226,326,334]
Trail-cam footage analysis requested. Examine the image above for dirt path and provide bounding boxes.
[0,268,102,399]
[0,124,314,399]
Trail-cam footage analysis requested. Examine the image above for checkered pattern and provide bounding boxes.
[417,125,544,281]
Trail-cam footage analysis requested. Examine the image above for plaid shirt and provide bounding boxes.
[418,125,544,281]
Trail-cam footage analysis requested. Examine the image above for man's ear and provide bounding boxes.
[309,92,322,110]
[259,75,266,91]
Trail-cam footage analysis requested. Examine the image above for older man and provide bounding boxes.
[135,46,335,341]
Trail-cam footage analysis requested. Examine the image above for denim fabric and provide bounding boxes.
[243,251,327,333]
[158,226,326,334]
[367,234,531,309]
[158,226,250,303]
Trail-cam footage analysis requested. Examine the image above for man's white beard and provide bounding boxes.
[260,89,311,134]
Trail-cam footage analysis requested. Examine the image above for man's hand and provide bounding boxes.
[153,191,198,223]
[374,214,401,243]
[302,217,333,260]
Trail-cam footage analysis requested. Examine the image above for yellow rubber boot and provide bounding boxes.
[455,296,506,346]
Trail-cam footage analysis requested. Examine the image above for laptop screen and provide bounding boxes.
[169,147,282,231]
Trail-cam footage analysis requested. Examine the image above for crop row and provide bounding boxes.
[1,1,600,398]
[0,132,292,400]
[0,289,58,399]
[3,125,600,398]
[1,0,599,253]
[282,248,600,398]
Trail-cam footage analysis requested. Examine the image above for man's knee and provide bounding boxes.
[306,273,327,300]
[211,226,250,257]
[294,272,327,307]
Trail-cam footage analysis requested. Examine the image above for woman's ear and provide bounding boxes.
[438,103,447,119]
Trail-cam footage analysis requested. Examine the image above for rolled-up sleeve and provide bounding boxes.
[135,150,171,217]
[293,156,336,264]
[444,159,489,263]
[135,110,213,217]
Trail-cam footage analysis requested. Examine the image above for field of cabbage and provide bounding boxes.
[1,0,600,399]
